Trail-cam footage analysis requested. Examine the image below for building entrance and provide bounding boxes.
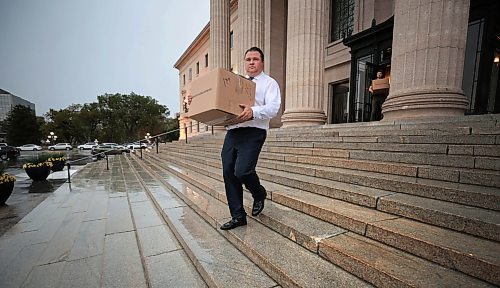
[463,0,500,114]
[343,17,393,123]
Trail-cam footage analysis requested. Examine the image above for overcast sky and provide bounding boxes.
[0,0,210,117]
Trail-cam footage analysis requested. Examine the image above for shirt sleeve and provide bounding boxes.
[251,79,281,120]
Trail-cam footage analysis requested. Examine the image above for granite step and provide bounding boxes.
[269,182,500,286]
[319,233,493,288]
[266,129,498,144]
[152,151,500,240]
[128,155,370,288]
[162,142,500,188]
[138,154,497,287]
[144,153,500,285]
[365,218,500,286]
[123,156,277,288]
[267,114,499,138]
[142,154,347,254]
[173,140,499,172]
[157,148,500,212]
[115,156,208,288]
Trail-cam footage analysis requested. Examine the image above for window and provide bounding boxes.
[230,31,234,48]
[189,68,192,80]
[331,0,354,41]
[196,62,200,75]
[205,53,209,67]
[183,74,185,85]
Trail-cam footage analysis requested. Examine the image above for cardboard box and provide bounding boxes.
[372,78,390,95]
[188,68,256,126]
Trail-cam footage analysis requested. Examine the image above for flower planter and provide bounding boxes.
[50,160,65,172]
[25,166,51,181]
[0,181,15,205]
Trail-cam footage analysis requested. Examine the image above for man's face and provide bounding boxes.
[377,71,383,78]
[244,51,263,77]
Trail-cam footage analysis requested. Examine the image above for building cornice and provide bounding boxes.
[173,0,238,70]
[174,23,210,69]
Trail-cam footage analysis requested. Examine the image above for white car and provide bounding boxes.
[126,142,147,149]
[48,143,73,150]
[77,142,98,150]
[18,144,43,151]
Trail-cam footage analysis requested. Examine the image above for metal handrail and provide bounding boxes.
[64,123,206,183]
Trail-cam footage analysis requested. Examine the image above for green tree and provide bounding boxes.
[76,103,102,143]
[97,92,167,143]
[2,105,42,146]
[44,104,82,144]
[163,117,179,142]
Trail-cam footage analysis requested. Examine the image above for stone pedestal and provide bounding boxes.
[281,0,327,127]
[382,0,470,120]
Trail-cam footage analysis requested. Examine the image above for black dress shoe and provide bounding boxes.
[220,218,247,230]
[251,198,265,216]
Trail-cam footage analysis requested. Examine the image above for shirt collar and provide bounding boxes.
[247,71,264,80]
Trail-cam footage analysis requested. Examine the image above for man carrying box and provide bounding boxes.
[189,47,281,230]
[368,70,390,121]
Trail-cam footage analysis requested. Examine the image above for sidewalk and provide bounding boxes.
[0,167,82,236]
[0,156,206,288]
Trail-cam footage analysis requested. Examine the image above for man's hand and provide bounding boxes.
[236,104,253,121]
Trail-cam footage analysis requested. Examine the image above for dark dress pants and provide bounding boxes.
[370,94,387,121]
[221,127,267,220]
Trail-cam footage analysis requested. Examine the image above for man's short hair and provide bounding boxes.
[244,47,264,62]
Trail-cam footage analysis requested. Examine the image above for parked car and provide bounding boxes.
[77,142,98,150]
[126,142,147,149]
[48,143,73,151]
[18,144,43,151]
[91,144,130,158]
[0,145,21,160]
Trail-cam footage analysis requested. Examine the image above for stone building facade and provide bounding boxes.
[175,0,499,138]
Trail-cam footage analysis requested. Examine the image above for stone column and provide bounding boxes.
[382,0,470,120]
[281,0,327,127]
[209,0,231,133]
[264,0,287,128]
[210,0,231,70]
[238,0,264,70]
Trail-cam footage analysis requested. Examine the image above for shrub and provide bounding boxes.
[22,154,53,169]
[0,162,16,184]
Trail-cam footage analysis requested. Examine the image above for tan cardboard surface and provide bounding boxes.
[372,78,390,95]
[188,68,255,126]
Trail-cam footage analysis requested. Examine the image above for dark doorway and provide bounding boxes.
[464,0,500,114]
[343,17,393,122]
[330,82,349,124]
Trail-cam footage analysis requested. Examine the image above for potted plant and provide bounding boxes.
[23,154,53,181]
[48,153,66,172]
[0,163,16,205]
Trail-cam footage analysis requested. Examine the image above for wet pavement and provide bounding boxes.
[0,168,81,236]
[0,155,206,288]
[0,149,98,236]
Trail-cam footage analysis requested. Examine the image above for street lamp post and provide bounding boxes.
[47,132,58,145]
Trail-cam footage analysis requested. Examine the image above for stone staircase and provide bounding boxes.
[128,114,500,287]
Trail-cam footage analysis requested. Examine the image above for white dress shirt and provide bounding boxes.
[227,71,281,130]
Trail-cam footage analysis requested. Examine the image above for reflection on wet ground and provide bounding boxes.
[14,178,67,194]
[0,163,83,236]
